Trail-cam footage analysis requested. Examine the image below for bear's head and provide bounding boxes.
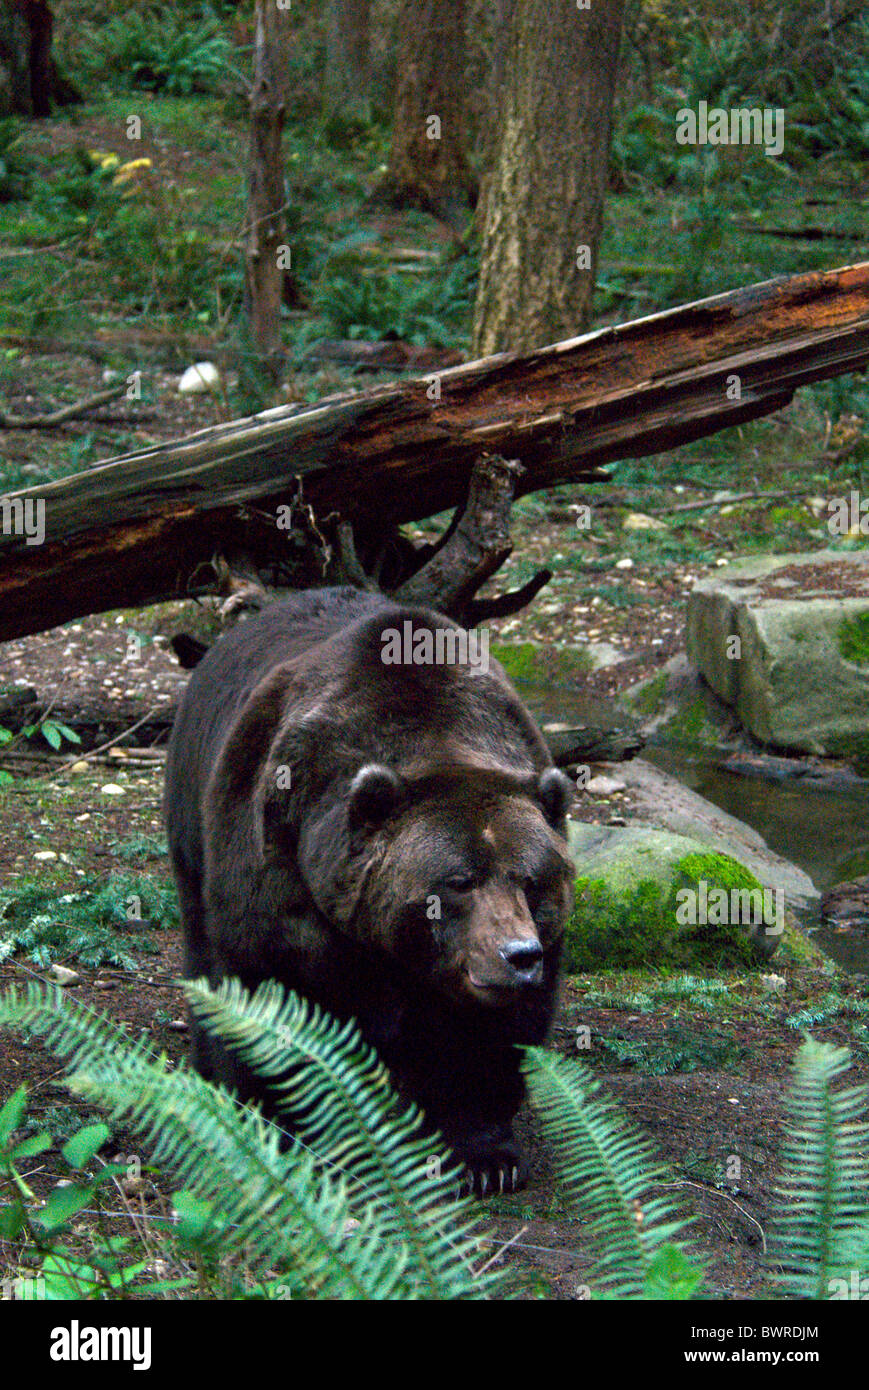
[293,759,575,1009]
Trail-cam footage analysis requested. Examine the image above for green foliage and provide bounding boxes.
[184,978,487,1292]
[785,993,869,1032]
[2,981,869,1301]
[786,18,869,160]
[2,145,240,333]
[0,1085,181,1298]
[17,719,81,752]
[768,1037,869,1299]
[110,834,169,863]
[0,118,30,203]
[838,612,869,667]
[524,1047,699,1297]
[306,255,475,349]
[0,714,80,758]
[596,1021,744,1075]
[74,8,239,96]
[0,981,498,1300]
[0,875,178,970]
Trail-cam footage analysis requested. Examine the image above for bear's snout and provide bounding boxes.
[499,938,544,986]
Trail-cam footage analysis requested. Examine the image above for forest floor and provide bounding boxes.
[0,95,868,1299]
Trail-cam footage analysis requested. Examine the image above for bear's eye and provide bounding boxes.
[443,873,475,894]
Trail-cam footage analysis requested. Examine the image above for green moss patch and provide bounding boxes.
[837,611,869,667]
[564,851,779,972]
[491,641,592,686]
[626,670,668,717]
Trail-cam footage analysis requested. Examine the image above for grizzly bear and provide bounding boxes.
[164,587,574,1193]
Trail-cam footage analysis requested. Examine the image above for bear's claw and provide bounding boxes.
[454,1143,528,1198]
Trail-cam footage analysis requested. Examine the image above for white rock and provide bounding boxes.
[68,760,90,774]
[760,973,787,994]
[100,783,126,796]
[50,964,80,986]
[586,775,627,795]
[178,361,221,395]
[615,557,634,570]
[622,512,667,531]
[33,850,57,861]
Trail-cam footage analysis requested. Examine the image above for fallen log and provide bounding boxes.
[542,725,645,766]
[0,261,867,642]
[0,695,644,765]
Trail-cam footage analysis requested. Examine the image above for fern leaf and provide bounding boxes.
[184,977,498,1298]
[768,1036,869,1299]
[0,983,489,1299]
[523,1046,696,1297]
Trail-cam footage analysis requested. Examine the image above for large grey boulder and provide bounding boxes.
[686,551,869,754]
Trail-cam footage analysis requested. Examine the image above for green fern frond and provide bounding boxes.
[184,977,497,1297]
[0,983,492,1300]
[523,1047,696,1298]
[768,1036,869,1300]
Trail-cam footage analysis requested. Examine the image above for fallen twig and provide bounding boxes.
[0,382,128,430]
[646,488,813,516]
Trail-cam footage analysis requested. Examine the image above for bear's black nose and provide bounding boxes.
[500,940,544,984]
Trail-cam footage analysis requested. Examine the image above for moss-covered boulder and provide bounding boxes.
[565,821,783,971]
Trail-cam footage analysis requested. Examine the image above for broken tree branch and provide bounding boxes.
[394,454,522,613]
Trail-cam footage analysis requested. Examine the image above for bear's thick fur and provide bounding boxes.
[164,587,574,1191]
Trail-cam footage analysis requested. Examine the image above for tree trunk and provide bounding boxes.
[0,0,53,117]
[474,0,625,356]
[0,261,867,644]
[380,0,473,223]
[324,0,371,123]
[243,0,293,381]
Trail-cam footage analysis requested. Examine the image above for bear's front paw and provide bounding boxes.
[452,1132,528,1197]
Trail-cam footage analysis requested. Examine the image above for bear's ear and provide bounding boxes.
[348,764,405,828]
[537,767,573,828]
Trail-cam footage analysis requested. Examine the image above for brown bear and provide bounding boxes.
[164,587,574,1193]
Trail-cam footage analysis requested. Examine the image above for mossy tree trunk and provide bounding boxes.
[324,0,371,123]
[380,0,474,224]
[473,0,625,356]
